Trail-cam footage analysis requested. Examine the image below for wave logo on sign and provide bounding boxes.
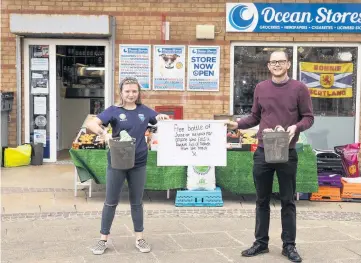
[228,3,259,32]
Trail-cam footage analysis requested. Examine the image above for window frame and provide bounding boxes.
[230,42,361,143]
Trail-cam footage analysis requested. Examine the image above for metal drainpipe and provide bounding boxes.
[110,16,116,105]
[16,35,22,146]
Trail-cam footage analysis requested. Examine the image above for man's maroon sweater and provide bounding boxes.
[237,79,314,149]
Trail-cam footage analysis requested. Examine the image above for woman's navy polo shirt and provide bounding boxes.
[97,104,158,168]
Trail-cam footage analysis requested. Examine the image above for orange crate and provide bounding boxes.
[341,179,361,199]
[310,186,341,202]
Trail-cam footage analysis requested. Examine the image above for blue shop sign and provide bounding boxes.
[226,3,361,33]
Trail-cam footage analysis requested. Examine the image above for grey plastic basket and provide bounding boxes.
[108,137,136,170]
[262,131,289,163]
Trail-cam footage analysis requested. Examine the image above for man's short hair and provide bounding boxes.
[269,50,289,61]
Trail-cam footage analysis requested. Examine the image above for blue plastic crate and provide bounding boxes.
[175,187,223,207]
[297,192,310,200]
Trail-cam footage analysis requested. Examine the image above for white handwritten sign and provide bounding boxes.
[157,120,227,166]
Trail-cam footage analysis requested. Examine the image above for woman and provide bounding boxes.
[86,77,169,255]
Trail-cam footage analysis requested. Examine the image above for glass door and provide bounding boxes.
[24,42,56,162]
[24,39,110,162]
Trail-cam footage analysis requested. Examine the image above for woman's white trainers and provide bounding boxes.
[92,240,108,255]
[136,239,151,253]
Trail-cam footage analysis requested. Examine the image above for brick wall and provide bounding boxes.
[1,0,361,146]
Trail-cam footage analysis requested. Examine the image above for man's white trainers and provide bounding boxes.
[136,239,151,253]
[92,240,108,255]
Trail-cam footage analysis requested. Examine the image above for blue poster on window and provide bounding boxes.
[187,46,220,92]
[226,3,361,33]
[119,45,151,90]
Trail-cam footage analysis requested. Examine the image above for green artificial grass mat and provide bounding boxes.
[69,145,318,194]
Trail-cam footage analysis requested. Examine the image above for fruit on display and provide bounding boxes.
[79,133,97,144]
[239,130,258,144]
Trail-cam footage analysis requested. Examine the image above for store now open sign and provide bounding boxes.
[226,3,361,33]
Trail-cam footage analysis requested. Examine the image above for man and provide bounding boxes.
[226,50,314,262]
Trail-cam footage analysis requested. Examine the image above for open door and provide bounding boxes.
[23,39,110,162]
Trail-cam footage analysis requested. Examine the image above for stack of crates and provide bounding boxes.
[310,150,343,202]
[341,178,361,202]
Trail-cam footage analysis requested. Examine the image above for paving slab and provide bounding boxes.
[126,218,191,235]
[153,249,229,263]
[330,240,361,256]
[329,224,361,240]
[296,242,361,262]
[84,253,158,263]
[296,226,356,243]
[169,232,241,249]
[181,218,255,232]
[335,259,361,263]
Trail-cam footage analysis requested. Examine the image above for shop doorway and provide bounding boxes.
[24,39,111,162]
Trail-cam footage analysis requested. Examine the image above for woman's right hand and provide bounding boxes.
[104,133,112,144]
[99,130,112,144]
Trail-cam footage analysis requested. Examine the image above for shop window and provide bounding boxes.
[233,46,293,115]
[297,46,357,117]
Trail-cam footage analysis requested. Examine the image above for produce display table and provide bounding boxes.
[69,145,318,197]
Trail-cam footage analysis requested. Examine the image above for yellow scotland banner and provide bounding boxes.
[300,62,353,98]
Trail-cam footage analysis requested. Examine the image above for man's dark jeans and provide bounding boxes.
[253,147,298,248]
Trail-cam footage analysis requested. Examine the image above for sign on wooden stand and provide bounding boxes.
[157,120,227,166]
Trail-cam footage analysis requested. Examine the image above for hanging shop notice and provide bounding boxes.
[31,58,48,71]
[153,45,185,91]
[300,62,353,98]
[119,45,151,90]
[187,46,220,91]
[31,72,49,94]
[157,120,227,166]
[34,129,47,146]
[33,96,47,115]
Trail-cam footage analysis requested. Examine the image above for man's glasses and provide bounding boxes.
[268,60,288,66]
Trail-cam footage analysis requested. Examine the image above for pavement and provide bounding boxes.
[1,163,361,263]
